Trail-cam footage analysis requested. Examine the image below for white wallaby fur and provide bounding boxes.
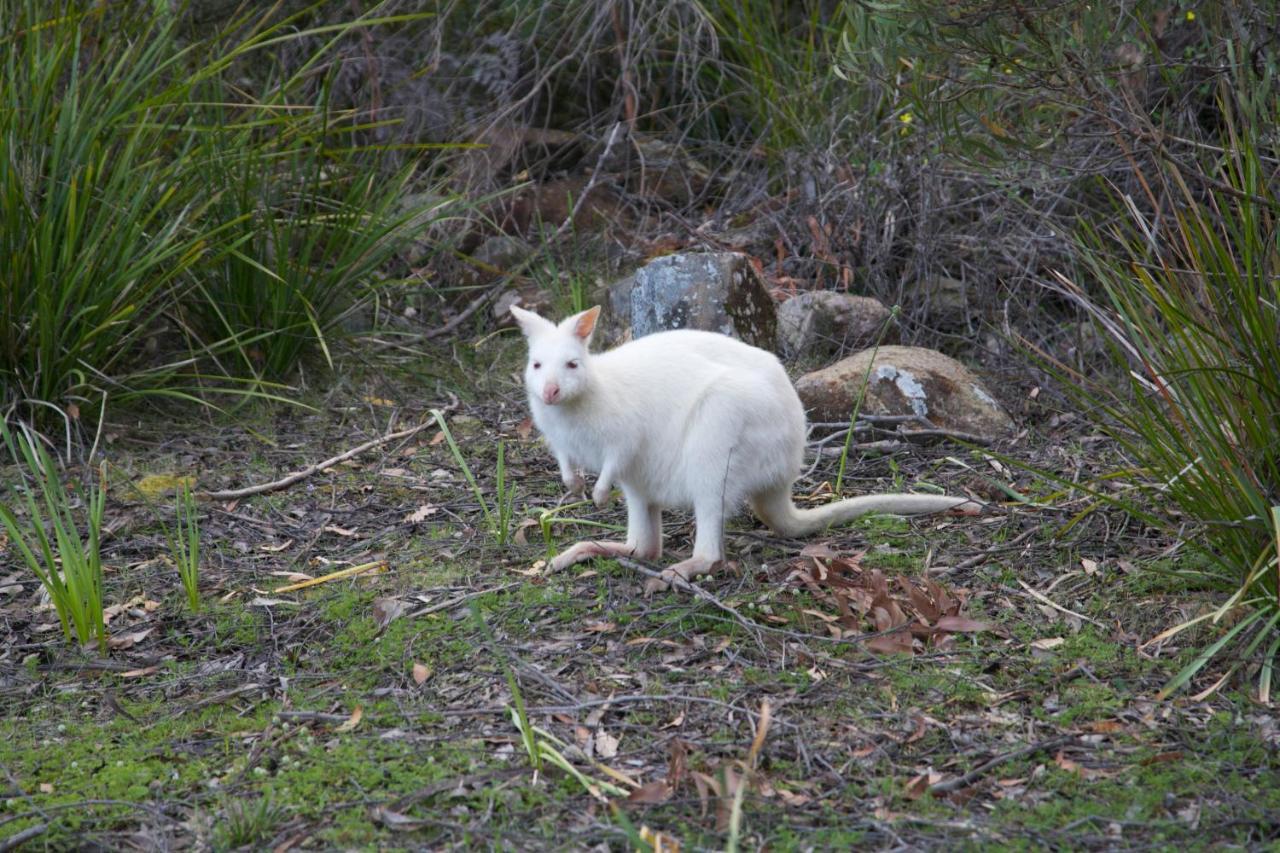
[510,304,977,591]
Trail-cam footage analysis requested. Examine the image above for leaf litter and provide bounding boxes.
[3,390,1278,849]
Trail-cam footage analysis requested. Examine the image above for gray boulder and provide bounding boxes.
[604,252,777,350]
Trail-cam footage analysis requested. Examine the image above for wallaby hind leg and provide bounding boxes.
[548,488,661,572]
[643,495,724,594]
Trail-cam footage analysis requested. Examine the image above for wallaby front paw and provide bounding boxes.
[592,483,613,508]
[563,472,585,496]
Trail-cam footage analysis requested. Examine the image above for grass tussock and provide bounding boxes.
[1062,95,1280,695]
[0,1,454,422]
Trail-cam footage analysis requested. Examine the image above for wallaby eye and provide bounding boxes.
[532,361,541,370]
[566,360,579,370]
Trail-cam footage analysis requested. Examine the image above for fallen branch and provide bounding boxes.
[614,556,768,653]
[406,583,520,618]
[423,283,505,340]
[201,419,437,501]
[0,822,48,852]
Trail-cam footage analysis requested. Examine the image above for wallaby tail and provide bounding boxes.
[751,485,977,538]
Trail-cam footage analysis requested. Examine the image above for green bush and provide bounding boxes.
[0,3,218,414]
[1072,97,1280,697]
[188,103,423,380]
[0,2,450,420]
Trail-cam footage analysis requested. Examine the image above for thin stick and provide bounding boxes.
[929,736,1076,794]
[423,283,505,340]
[550,121,623,241]
[440,693,782,728]
[406,583,520,618]
[1016,579,1108,629]
[273,561,388,593]
[200,421,436,501]
[614,556,767,651]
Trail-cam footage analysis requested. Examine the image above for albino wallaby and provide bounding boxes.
[511,304,978,592]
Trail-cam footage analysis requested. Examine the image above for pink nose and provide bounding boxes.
[542,383,561,404]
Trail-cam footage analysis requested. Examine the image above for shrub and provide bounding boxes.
[1068,96,1280,698]
[0,3,218,415]
[0,2,452,420]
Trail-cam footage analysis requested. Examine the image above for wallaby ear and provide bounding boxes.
[509,304,554,338]
[563,305,602,343]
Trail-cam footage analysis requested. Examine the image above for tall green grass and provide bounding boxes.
[0,421,107,651]
[0,3,220,413]
[0,1,452,421]
[1071,99,1280,697]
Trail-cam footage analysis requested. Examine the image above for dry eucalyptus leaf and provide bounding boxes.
[626,780,673,805]
[405,504,439,524]
[335,706,363,732]
[107,628,153,650]
[373,597,406,631]
[412,662,431,685]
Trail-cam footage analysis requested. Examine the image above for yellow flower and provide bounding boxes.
[1185,10,1195,21]
[899,112,913,124]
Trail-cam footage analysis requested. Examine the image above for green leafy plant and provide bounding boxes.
[0,3,221,415]
[164,482,202,613]
[0,421,107,651]
[188,99,430,381]
[216,795,287,850]
[535,500,607,559]
[432,409,516,546]
[1064,98,1280,698]
[0,1,454,420]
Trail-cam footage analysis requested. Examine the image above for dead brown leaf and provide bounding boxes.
[412,663,431,685]
[369,805,428,831]
[933,616,993,634]
[667,739,688,790]
[626,780,673,805]
[107,627,153,650]
[690,771,718,818]
[335,706,363,732]
[404,505,438,524]
[373,597,406,632]
[1086,719,1126,734]
[903,770,940,800]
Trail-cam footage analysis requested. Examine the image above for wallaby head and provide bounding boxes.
[510,305,601,406]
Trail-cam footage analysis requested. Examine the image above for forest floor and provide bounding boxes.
[3,332,1279,851]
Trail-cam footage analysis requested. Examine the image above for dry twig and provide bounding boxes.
[201,419,440,501]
